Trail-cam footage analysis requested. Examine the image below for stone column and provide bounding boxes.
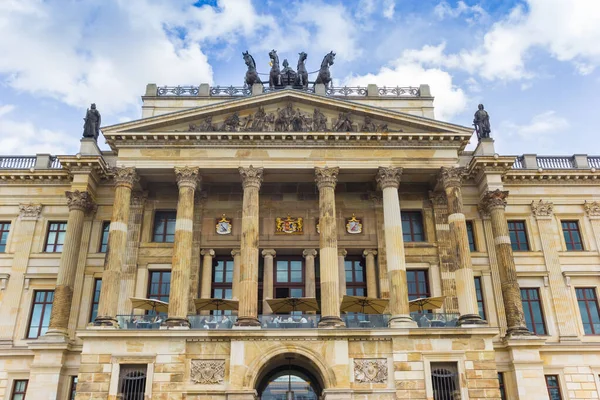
[236,166,263,327]
[165,167,200,327]
[338,249,347,297]
[480,190,531,336]
[189,191,207,314]
[303,249,317,298]
[440,167,485,325]
[96,167,138,326]
[200,249,215,299]
[363,249,378,298]
[47,190,95,336]
[376,167,415,327]
[315,167,344,327]
[262,249,276,315]
[370,193,389,298]
[231,249,241,300]
[531,199,579,339]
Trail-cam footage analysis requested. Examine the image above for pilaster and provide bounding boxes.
[200,248,215,316]
[303,249,318,299]
[362,249,378,298]
[370,192,389,299]
[337,249,347,298]
[262,249,276,315]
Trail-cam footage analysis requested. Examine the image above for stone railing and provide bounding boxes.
[150,83,428,98]
[512,154,598,170]
[0,155,61,170]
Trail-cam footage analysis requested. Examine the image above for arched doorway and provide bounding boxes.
[255,353,324,400]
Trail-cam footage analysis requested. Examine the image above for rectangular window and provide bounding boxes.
[274,258,304,300]
[45,221,67,252]
[69,376,78,400]
[0,221,10,252]
[431,362,459,400]
[11,380,28,400]
[27,290,54,338]
[498,373,506,400]
[89,279,102,323]
[152,211,176,243]
[474,277,486,320]
[212,258,234,316]
[508,220,529,251]
[466,221,476,251]
[576,287,600,335]
[345,257,366,297]
[521,288,547,335]
[402,211,425,242]
[545,375,562,400]
[99,221,110,252]
[148,271,171,304]
[407,270,430,300]
[118,364,147,399]
[562,220,583,251]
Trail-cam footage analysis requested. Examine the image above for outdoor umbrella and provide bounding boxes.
[266,297,320,314]
[129,297,169,314]
[409,296,445,313]
[194,298,239,313]
[340,295,389,314]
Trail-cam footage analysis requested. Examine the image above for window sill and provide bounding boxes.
[140,242,174,248]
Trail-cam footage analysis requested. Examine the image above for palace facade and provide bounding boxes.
[0,82,599,400]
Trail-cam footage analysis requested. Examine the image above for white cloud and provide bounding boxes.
[494,111,569,153]
[434,1,488,24]
[505,111,569,138]
[382,0,396,20]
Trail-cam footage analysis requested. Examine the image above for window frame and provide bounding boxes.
[520,287,547,335]
[212,257,234,315]
[152,210,177,243]
[474,276,486,320]
[69,376,78,400]
[507,220,530,251]
[99,221,110,253]
[44,221,67,253]
[345,257,367,296]
[575,287,600,335]
[561,220,584,251]
[89,278,102,323]
[274,257,305,299]
[402,211,426,242]
[407,269,430,301]
[545,374,562,400]
[27,290,54,339]
[0,221,11,252]
[466,220,476,252]
[498,372,507,400]
[147,270,171,305]
[10,379,28,400]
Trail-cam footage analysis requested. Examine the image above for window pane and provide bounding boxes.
[290,288,303,298]
[290,269,302,283]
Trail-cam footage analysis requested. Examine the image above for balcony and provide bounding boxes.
[0,155,61,170]
[512,154,599,170]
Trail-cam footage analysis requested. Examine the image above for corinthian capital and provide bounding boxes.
[175,166,201,190]
[480,189,509,213]
[584,201,600,218]
[239,166,263,190]
[531,199,554,217]
[315,167,339,190]
[439,167,465,189]
[19,203,42,220]
[112,167,138,189]
[65,190,95,212]
[376,167,402,190]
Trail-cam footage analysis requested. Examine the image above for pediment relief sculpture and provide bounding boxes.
[187,103,401,133]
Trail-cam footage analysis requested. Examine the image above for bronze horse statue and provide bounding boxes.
[268,49,282,88]
[296,52,308,88]
[242,51,261,86]
[315,51,335,88]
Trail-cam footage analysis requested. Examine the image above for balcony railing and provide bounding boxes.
[0,155,62,170]
[536,156,574,169]
[588,157,600,169]
[511,155,599,170]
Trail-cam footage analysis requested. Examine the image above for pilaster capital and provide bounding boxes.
[315,167,339,190]
[480,189,509,213]
[439,166,465,189]
[195,190,208,207]
[477,204,490,219]
[584,201,600,218]
[175,166,201,190]
[130,191,148,208]
[261,249,276,258]
[428,190,447,208]
[531,200,554,218]
[302,249,317,258]
[363,249,378,258]
[239,166,263,190]
[376,167,402,190]
[19,203,42,220]
[231,249,241,257]
[65,190,96,212]
[338,249,347,257]
[201,249,215,257]
[112,167,139,189]
[368,191,382,205]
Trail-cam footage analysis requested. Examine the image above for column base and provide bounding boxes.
[457,314,487,326]
[318,316,346,328]
[93,316,119,327]
[389,314,418,328]
[506,325,535,337]
[235,316,261,327]
[164,317,191,328]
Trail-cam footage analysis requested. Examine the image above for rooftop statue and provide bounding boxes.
[280,59,297,87]
[269,49,282,88]
[242,51,262,87]
[82,103,101,140]
[473,104,491,140]
[296,52,308,88]
[315,51,335,88]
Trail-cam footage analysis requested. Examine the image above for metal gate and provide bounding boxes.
[118,365,147,400]
[431,363,460,400]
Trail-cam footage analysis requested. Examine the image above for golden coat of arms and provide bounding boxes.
[346,214,362,234]
[215,214,232,235]
[276,215,303,234]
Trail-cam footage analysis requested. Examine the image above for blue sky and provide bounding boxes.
[1,0,599,156]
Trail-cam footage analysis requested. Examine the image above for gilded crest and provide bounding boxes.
[215,214,232,235]
[346,214,362,234]
[276,215,304,234]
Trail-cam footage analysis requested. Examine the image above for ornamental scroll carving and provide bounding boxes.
[584,201,600,217]
[190,359,225,384]
[354,358,388,383]
[19,203,42,220]
[531,199,554,217]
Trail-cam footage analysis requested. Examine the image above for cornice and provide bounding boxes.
[58,155,111,181]
[466,155,515,183]
[504,169,600,185]
[0,169,71,185]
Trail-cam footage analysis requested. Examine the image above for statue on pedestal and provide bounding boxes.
[82,103,101,140]
[473,104,491,140]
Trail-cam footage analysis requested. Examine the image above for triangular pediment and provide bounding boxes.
[102,90,472,136]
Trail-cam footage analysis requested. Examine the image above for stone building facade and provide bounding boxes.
[0,82,599,400]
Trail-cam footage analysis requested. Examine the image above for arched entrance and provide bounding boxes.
[255,353,324,400]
